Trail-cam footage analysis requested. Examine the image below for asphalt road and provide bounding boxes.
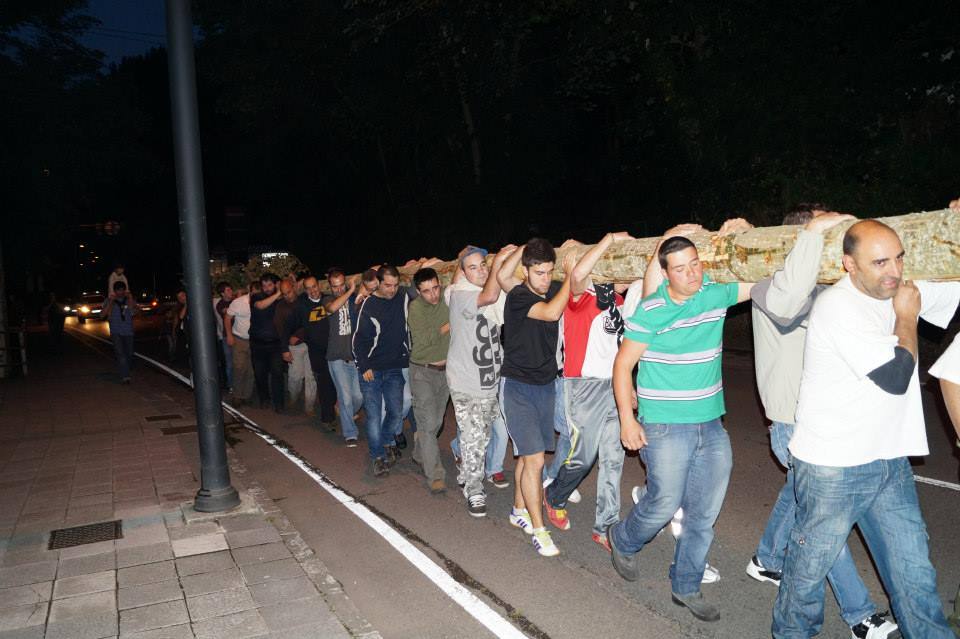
[69,315,960,639]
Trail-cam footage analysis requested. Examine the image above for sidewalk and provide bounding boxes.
[0,331,380,639]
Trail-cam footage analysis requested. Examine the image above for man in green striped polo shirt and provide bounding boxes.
[607,228,754,623]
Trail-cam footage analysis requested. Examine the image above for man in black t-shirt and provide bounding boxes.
[250,272,285,412]
[497,238,574,557]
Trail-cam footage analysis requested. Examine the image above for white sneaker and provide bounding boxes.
[670,507,684,538]
[567,488,582,504]
[631,485,641,504]
[670,561,721,584]
[509,508,534,535]
[532,527,559,557]
[542,477,554,489]
[850,612,899,639]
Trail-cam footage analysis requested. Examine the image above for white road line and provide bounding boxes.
[914,475,960,491]
[70,328,528,639]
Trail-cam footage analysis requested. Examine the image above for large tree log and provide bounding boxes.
[348,208,960,290]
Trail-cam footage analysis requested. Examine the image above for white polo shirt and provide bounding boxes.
[791,276,960,467]
[226,294,251,340]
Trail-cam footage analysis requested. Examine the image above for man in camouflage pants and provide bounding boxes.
[445,243,517,517]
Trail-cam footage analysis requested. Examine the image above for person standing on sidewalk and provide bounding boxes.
[353,265,410,477]
[324,270,364,447]
[745,208,899,639]
[542,232,631,553]
[104,280,136,384]
[773,220,959,638]
[497,238,574,557]
[408,267,451,494]
[608,227,754,622]
[250,273,285,412]
[446,244,516,517]
[225,285,254,406]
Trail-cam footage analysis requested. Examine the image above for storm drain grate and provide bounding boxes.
[144,413,182,422]
[49,520,123,550]
[160,425,197,435]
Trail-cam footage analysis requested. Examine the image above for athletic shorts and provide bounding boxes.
[500,376,556,456]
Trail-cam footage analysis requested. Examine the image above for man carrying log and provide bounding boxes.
[773,219,960,638]
[607,221,754,622]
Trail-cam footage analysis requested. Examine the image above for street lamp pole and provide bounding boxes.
[164,0,239,512]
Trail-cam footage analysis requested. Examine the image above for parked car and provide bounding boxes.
[76,293,105,324]
[137,291,160,314]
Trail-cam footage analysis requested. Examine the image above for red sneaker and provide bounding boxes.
[592,531,612,553]
[488,472,509,489]
[543,494,570,531]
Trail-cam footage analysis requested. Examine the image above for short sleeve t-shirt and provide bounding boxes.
[501,281,563,386]
[249,292,280,342]
[929,334,960,384]
[790,277,960,467]
[325,294,355,361]
[446,289,504,396]
[623,277,739,424]
[563,286,624,379]
[226,295,251,339]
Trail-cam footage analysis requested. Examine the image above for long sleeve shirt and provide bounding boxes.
[750,229,824,424]
[352,293,410,373]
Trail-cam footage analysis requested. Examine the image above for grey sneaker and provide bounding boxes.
[372,458,389,477]
[607,524,639,582]
[467,493,487,518]
[671,591,720,622]
[385,445,400,467]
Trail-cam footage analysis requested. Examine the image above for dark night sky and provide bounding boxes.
[80,0,165,68]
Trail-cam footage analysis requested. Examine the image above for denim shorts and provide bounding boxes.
[500,376,556,456]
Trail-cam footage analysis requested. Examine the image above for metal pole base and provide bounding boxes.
[193,485,241,513]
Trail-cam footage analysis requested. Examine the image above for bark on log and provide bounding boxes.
[340,208,960,291]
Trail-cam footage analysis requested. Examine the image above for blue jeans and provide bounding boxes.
[611,419,732,596]
[112,334,134,379]
[329,359,363,440]
[773,456,952,639]
[451,412,508,477]
[359,368,404,460]
[757,422,873,627]
[220,337,233,389]
[384,368,416,435]
[544,377,571,481]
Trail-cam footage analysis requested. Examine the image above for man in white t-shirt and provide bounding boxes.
[224,288,254,406]
[773,220,958,638]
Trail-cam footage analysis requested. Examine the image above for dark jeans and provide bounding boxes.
[308,353,338,424]
[359,368,404,460]
[251,339,284,410]
[111,334,134,379]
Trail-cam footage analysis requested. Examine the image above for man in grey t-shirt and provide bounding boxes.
[324,269,364,446]
[445,244,516,517]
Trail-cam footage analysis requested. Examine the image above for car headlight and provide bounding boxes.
[80,305,90,314]
[63,306,71,312]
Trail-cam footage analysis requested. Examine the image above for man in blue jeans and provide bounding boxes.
[323,269,364,447]
[608,230,754,622]
[353,265,410,477]
[775,220,959,638]
[749,208,899,639]
[105,280,136,383]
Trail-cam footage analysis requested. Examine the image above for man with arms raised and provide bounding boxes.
[497,238,575,557]
[773,220,958,638]
[446,244,516,516]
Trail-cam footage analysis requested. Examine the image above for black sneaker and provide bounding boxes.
[385,445,400,467]
[372,458,389,477]
[607,524,639,582]
[467,493,487,517]
[345,438,358,448]
[746,555,782,586]
[395,432,408,449]
[850,612,900,639]
[671,591,721,622]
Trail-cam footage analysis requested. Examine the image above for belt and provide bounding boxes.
[412,362,446,372]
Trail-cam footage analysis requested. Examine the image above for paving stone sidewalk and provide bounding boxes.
[0,334,380,639]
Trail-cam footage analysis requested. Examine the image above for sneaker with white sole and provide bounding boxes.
[467,493,486,518]
[670,507,684,538]
[532,527,559,556]
[670,561,721,584]
[509,508,534,534]
[850,611,899,639]
[567,488,582,504]
[745,555,782,586]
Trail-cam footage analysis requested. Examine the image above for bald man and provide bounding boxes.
[773,220,959,638]
[276,280,317,415]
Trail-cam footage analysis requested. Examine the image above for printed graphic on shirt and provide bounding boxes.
[336,306,351,336]
[308,305,330,322]
[473,314,502,391]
